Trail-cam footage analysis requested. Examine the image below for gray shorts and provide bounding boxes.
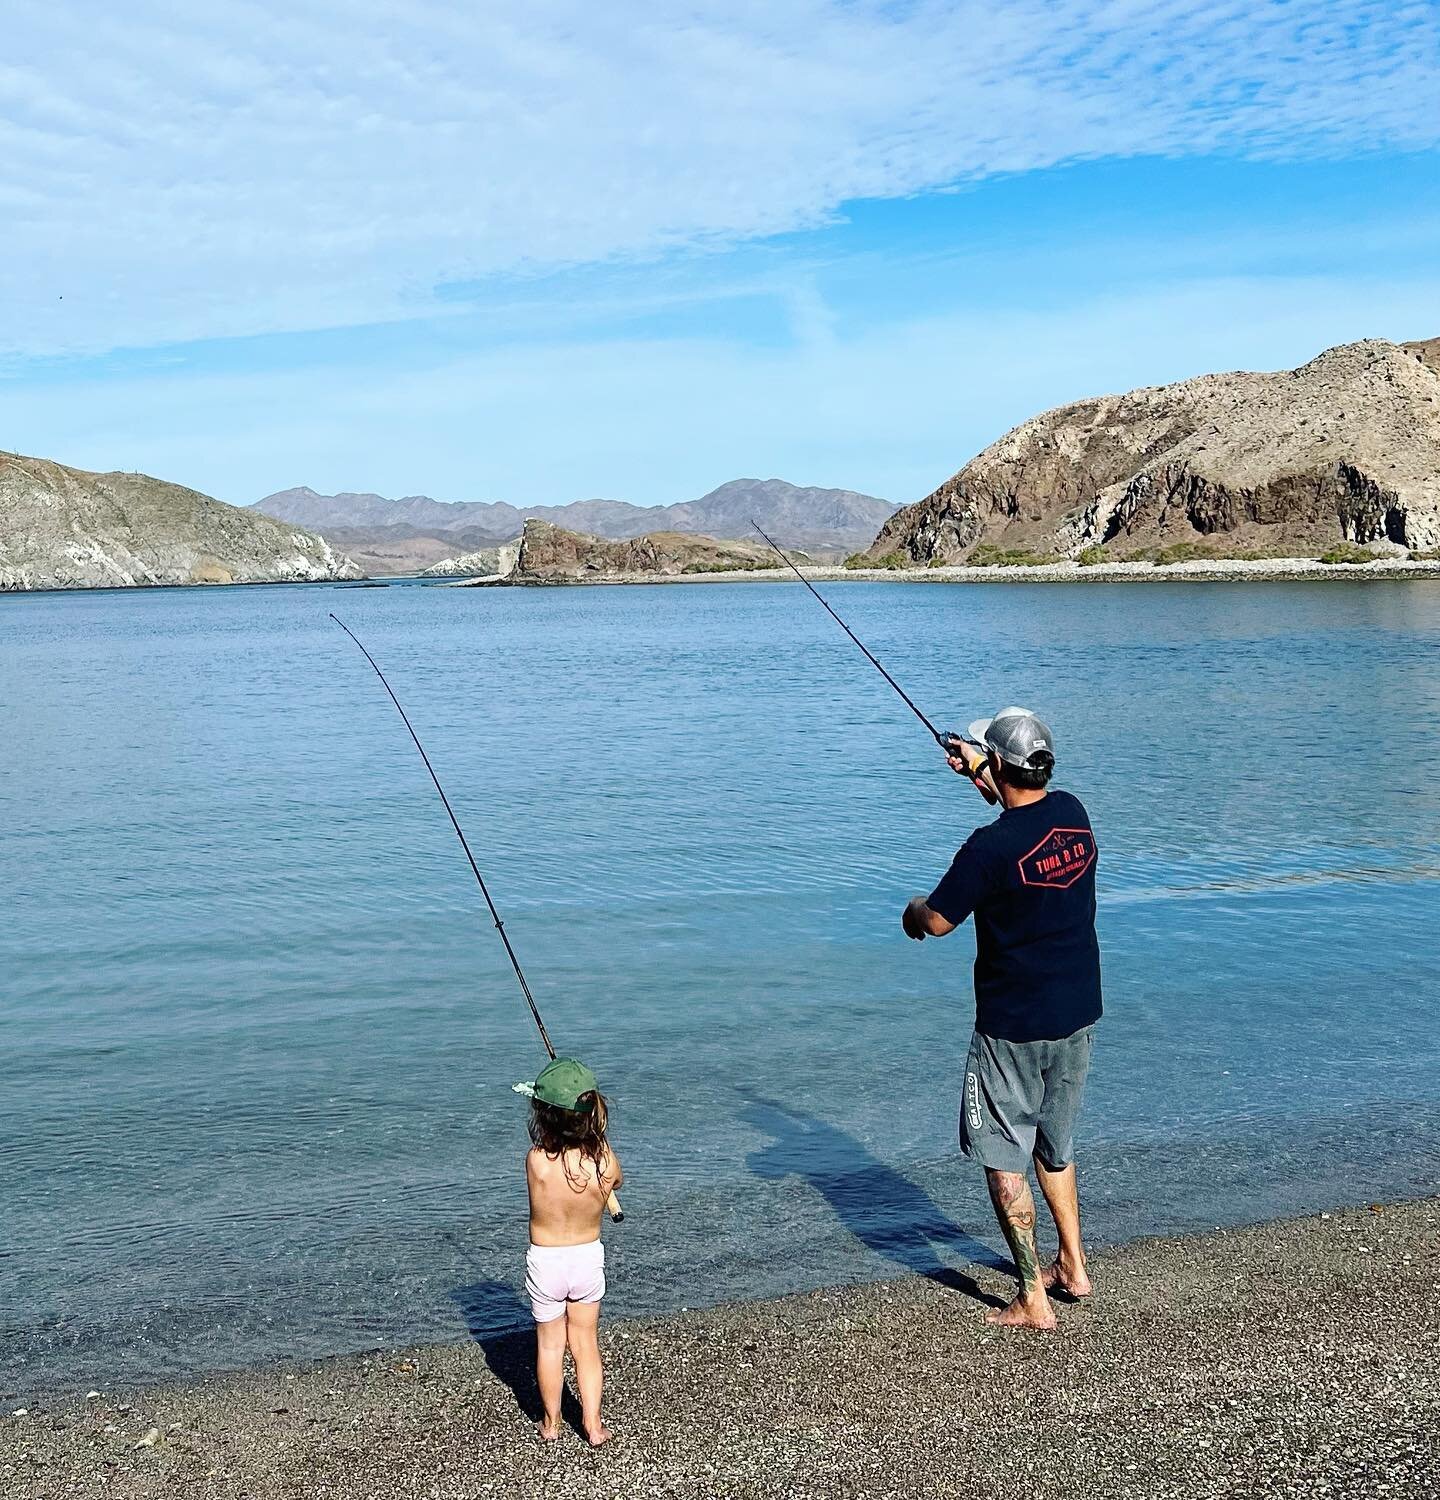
[960,1025,1096,1174]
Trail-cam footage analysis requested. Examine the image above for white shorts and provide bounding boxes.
[525,1241,606,1324]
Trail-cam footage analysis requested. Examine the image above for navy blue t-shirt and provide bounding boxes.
[927,788,1102,1043]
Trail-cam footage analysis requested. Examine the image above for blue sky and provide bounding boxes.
[4,1,1439,507]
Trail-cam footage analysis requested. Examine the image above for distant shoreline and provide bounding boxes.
[472,555,1440,588]
[6,556,1440,595]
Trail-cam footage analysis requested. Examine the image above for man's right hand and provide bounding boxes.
[942,737,1001,804]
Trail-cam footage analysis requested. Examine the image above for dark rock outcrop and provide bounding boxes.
[506,520,789,581]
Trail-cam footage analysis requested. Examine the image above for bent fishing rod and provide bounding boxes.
[749,523,1001,806]
[329,614,623,1221]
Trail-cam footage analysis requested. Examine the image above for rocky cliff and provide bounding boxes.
[862,337,1440,565]
[0,451,360,590]
[507,520,787,581]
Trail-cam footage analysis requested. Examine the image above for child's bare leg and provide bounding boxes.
[564,1300,611,1446]
[535,1313,567,1439]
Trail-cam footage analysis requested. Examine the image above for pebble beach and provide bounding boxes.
[4,1197,1436,1500]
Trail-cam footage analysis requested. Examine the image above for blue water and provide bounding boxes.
[3,577,1439,1399]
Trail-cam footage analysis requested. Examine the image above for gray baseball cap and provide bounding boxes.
[966,706,1055,769]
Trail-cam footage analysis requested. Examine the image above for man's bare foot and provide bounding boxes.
[985,1292,1057,1331]
[1042,1258,1092,1298]
[585,1423,613,1448]
[537,1416,562,1442]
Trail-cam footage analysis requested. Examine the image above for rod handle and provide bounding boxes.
[940,732,1002,804]
[606,1191,625,1223]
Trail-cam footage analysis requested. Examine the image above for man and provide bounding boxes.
[903,707,1101,1331]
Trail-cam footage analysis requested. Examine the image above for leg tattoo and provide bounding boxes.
[987,1170,1042,1298]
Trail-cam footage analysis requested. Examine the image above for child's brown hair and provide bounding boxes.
[528,1090,611,1192]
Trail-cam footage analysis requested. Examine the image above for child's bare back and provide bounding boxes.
[527,1145,620,1246]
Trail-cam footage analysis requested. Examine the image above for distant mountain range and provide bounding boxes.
[252,478,896,574]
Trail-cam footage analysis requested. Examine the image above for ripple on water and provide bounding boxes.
[2,578,1439,1396]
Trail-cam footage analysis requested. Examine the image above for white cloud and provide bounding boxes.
[4,0,1438,355]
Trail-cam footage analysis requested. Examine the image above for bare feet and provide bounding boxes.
[1042,1257,1092,1299]
[585,1423,613,1448]
[537,1416,562,1442]
[985,1291,1058,1331]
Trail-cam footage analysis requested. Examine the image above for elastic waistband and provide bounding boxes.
[527,1239,602,1255]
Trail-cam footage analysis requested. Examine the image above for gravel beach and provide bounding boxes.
[4,1198,1436,1499]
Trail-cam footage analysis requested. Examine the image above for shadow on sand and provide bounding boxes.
[449,1279,585,1433]
[741,1094,1008,1308]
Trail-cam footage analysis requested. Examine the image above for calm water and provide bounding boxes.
[4,577,1439,1398]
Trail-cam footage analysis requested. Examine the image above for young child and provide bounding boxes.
[516,1057,623,1446]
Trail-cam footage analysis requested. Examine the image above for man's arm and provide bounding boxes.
[902,896,957,941]
[904,828,991,941]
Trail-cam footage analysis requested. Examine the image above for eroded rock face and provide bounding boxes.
[0,451,361,590]
[864,337,1440,563]
[420,544,520,578]
[509,520,788,580]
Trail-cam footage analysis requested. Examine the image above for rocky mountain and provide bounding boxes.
[255,488,514,535]
[253,478,894,573]
[651,479,897,553]
[861,337,1440,565]
[500,519,788,582]
[0,451,359,591]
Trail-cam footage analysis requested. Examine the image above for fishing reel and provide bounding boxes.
[938,731,982,762]
[939,732,1001,804]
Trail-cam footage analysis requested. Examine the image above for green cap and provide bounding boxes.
[512,1057,598,1111]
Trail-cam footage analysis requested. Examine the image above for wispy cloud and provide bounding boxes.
[5,0,1438,356]
[7,268,1435,505]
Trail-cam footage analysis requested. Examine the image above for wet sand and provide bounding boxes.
[3,1198,1436,1499]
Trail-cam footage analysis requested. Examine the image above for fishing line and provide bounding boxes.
[749,523,998,803]
[329,612,623,1220]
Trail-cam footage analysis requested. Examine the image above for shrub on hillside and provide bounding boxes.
[966,543,1058,568]
[1318,542,1377,565]
[681,557,781,574]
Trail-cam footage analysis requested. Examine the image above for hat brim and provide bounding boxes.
[512,1081,537,1098]
[966,717,993,745]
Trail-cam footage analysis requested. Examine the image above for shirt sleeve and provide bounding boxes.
[926,830,994,926]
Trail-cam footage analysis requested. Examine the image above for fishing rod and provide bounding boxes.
[329,613,623,1221]
[749,522,1000,806]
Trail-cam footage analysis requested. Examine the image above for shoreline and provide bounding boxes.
[473,554,1440,588]
[5,1197,1436,1498]
[5,556,1439,596]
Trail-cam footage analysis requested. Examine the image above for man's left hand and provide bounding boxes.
[902,897,930,940]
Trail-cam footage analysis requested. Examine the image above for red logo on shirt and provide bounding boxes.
[1018,828,1096,889]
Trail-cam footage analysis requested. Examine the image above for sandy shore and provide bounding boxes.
[461,555,1440,587]
[3,1198,1436,1499]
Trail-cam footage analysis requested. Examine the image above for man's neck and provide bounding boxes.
[998,785,1048,812]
